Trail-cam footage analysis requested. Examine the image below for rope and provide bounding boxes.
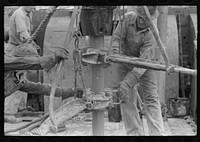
[118,6,125,55]
[48,6,80,131]
[26,6,58,44]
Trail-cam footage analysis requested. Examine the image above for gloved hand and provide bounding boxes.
[74,88,84,98]
[54,47,69,62]
[116,81,130,99]
[39,47,69,71]
[61,88,83,100]
[116,72,138,102]
[110,46,119,55]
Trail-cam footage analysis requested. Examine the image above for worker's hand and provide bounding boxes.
[61,88,83,100]
[110,47,119,55]
[39,47,68,72]
[54,47,69,62]
[116,81,130,102]
[74,88,84,98]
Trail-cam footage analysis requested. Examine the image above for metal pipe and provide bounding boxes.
[88,36,105,136]
[106,55,197,76]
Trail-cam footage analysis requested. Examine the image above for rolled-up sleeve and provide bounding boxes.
[111,19,126,49]
[19,80,72,98]
[4,54,56,71]
[15,14,30,42]
[4,55,43,70]
[131,30,157,79]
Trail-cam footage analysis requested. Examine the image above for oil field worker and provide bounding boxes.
[4,45,83,123]
[7,6,39,52]
[111,6,164,135]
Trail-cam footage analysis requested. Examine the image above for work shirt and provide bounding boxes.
[4,52,62,98]
[8,7,32,46]
[112,11,158,79]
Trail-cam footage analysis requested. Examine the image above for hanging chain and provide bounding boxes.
[73,32,87,99]
[72,6,87,99]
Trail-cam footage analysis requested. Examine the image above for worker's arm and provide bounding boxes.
[129,30,157,80]
[19,80,82,99]
[15,13,30,43]
[4,47,69,71]
[117,30,157,100]
[4,55,56,71]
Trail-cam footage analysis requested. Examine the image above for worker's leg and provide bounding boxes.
[139,69,164,135]
[19,79,74,98]
[116,64,144,135]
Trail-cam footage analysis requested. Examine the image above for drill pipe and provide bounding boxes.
[105,55,197,76]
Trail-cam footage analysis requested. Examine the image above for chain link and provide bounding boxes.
[72,31,87,99]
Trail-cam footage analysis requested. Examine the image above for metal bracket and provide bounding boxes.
[82,88,121,111]
[81,47,108,65]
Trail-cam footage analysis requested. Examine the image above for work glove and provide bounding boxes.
[54,47,69,62]
[39,47,69,72]
[110,46,120,55]
[116,81,130,100]
[116,72,138,102]
[61,88,83,100]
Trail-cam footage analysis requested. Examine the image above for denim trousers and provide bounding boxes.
[116,63,164,136]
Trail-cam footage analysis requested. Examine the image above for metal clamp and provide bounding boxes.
[83,88,122,111]
[81,48,108,65]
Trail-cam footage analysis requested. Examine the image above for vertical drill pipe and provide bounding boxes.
[88,36,105,136]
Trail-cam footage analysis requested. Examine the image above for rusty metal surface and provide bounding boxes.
[168,98,190,116]
[80,7,114,36]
